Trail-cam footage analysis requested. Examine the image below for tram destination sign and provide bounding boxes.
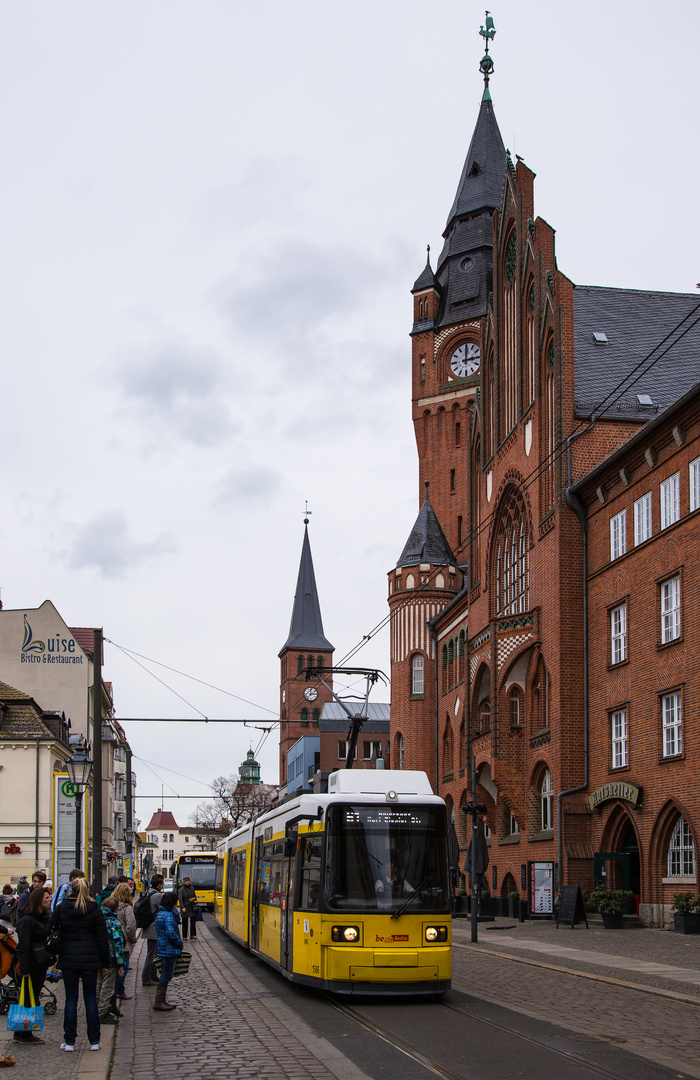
[588,782,641,811]
[180,854,216,863]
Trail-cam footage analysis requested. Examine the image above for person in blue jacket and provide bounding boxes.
[153,892,182,1012]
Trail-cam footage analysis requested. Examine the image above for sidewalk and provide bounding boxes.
[2,921,370,1080]
[452,916,700,1078]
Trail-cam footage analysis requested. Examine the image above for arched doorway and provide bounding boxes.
[595,807,641,907]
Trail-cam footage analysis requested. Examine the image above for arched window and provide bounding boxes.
[395,732,404,770]
[509,687,523,728]
[317,656,324,670]
[531,656,550,732]
[543,338,557,510]
[307,655,314,670]
[668,817,696,877]
[297,654,304,674]
[411,654,424,695]
[459,719,466,771]
[312,709,320,726]
[441,644,448,695]
[448,640,454,687]
[479,699,491,734]
[442,720,453,775]
[301,709,308,728]
[169,834,174,843]
[163,834,168,842]
[471,437,482,581]
[458,630,466,682]
[525,278,537,406]
[540,769,554,831]
[493,487,530,616]
[502,227,519,433]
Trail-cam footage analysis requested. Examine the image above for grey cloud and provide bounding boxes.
[66,510,175,578]
[213,466,282,511]
[115,341,234,446]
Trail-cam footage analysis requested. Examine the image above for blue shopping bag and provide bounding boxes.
[7,976,43,1033]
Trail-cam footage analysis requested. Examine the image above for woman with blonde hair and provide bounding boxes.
[48,877,109,1052]
[112,882,137,1001]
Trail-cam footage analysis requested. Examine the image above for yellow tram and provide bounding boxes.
[214,770,451,994]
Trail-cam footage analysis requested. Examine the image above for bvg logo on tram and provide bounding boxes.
[375,934,409,943]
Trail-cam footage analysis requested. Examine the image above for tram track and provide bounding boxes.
[320,993,652,1080]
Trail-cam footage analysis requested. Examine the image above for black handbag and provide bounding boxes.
[33,944,54,968]
[45,921,61,957]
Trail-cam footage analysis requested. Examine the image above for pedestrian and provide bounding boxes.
[112,882,137,1000]
[16,876,29,895]
[0,885,17,925]
[140,874,164,987]
[48,876,109,1052]
[51,868,85,913]
[14,886,53,1045]
[153,892,182,1012]
[14,871,47,922]
[178,876,198,941]
[96,876,119,906]
[96,896,125,1024]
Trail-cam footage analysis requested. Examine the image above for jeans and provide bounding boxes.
[143,938,158,983]
[157,955,176,989]
[115,951,130,995]
[62,969,100,1047]
[182,915,197,939]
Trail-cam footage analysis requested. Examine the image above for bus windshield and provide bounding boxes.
[177,858,217,889]
[324,803,449,913]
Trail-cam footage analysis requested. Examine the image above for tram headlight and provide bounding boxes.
[331,925,360,942]
[424,925,448,942]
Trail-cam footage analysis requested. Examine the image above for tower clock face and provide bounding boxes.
[303,686,318,702]
[450,342,480,378]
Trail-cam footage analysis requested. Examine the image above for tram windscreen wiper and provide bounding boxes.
[390,876,431,920]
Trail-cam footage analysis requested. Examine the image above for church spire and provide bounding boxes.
[281,522,334,652]
[396,482,455,569]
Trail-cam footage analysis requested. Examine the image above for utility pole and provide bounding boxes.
[91,628,103,896]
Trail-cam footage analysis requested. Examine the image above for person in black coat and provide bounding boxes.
[14,886,52,1045]
[48,877,110,1052]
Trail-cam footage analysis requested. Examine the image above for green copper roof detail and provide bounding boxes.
[479,11,497,96]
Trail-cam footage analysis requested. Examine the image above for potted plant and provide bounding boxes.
[507,890,520,919]
[588,885,636,928]
[671,893,700,934]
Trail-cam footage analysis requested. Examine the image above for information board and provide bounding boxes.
[53,774,87,887]
[529,860,554,915]
[556,884,588,929]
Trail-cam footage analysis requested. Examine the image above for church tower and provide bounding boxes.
[278,521,334,785]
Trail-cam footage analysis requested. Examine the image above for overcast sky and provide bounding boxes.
[2,1,698,831]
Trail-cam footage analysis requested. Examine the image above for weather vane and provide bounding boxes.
[479,11,496,98]
[303,500,313,525]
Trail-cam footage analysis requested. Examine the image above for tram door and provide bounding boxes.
[250,836,263,952]
[282,850,294,973]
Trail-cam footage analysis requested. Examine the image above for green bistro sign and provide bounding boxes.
[588,782,641,811]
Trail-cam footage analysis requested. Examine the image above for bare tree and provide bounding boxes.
[190,774,278,831]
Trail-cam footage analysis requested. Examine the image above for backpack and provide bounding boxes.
[134,888,156,929]
[51,882,70,913]
[104,911,125,963]
[0,896,16,923]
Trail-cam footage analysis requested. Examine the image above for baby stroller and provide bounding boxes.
[0,923,58,1016]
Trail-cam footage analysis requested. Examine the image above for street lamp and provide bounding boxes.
[67,746,93,869]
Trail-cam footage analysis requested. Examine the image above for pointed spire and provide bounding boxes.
[412,244,440,294]
[281,524,334,652]
[396,482,455,569]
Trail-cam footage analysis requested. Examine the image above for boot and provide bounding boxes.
[162,990,177,1010]
[152,986,175,1012]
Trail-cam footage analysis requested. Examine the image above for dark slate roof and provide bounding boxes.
[396,489,455,568]
[573,287,700,421]
[412,256,440,294]
[280,525,334,653]
[434,97,507,328]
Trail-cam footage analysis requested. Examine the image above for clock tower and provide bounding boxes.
[278,521,334,786]
[410,51,506,561]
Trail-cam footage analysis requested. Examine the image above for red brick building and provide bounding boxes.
[388,27,700,922]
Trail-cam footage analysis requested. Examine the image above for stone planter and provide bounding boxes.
[601,912,624,929]
[674,912,700,934]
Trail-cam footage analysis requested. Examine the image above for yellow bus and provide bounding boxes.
[173,852,220,911]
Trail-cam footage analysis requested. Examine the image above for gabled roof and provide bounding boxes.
[280,525,334,653]
[145,809,180,831]
[396,487,455,569]
[573,286,700,421]
[0,679,69,742]
[69,628,96,657]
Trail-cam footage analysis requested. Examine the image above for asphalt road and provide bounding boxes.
[209,919,682,1080]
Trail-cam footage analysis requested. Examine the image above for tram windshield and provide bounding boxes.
[177,857,217,889]
[324,803,449,913]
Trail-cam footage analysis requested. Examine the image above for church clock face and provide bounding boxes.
[303,686,318,702]
[450,342,480,378]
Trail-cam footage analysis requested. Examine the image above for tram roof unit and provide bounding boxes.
[219,770,444,849]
